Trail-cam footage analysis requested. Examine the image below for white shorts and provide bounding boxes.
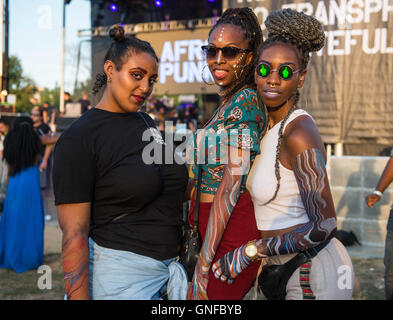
[264,238,354,300]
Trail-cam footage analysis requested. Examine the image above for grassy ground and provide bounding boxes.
[0,253,65,300]
[0,254,385,300]
[351,257,385,300]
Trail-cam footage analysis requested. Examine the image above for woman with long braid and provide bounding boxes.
[188,7,267,300]
[211,9,354,300]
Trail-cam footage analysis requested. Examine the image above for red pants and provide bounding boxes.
[188,191,261,300]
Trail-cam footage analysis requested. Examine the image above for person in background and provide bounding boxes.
[78,91,92,114]
[188,7,267,300]
[0,117,44,273]
[39,130,61,145]
[156,100,168,133]
[0,118,9,137]
[64,92,72,104]
[41,102,50,124]
[31,109,52,183]
[0,119,9,212]
[0,119,9,157]
[52,25,188,300]
[61,92,73,117]
[185,103,198,133]
[31,108,53,221]
[41,102,57,131]
[146,96,157,122]
[211,9,353,300]
[365,152,393,300]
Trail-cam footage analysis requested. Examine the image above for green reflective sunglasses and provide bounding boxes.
[256,63,301,80]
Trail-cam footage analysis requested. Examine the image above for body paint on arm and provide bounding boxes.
[62,235,90,300]
[261,148,337,255]
[191,146,249,299]
[212,148,337,282]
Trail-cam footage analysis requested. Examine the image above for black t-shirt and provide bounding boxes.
[35,122,51,136]
[52,108,188,260]
[35,122,51,156]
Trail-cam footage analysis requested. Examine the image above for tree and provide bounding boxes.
[9,56,24,91]
[8,55,38,113]
[72,79,91,102]
[13,77,38,113]
[40,85,60,110]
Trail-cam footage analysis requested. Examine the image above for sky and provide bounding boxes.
[10,0,91,92]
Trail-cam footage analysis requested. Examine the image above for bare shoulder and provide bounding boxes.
[282,113,326,162]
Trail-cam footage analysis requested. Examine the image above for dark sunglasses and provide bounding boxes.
[256,63,302,80]
[201,45,250,60]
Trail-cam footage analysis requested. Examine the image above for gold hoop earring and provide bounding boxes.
[201,65,214,86]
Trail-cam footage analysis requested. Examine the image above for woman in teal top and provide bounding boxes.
[188,8,267,300]
[193,88,266,194]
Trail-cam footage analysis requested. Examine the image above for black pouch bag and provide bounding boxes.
[258,239,330,300]
[179,164,202,281]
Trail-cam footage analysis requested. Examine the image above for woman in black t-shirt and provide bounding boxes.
[53,26,188,300]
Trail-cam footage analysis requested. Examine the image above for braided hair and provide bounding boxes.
[260,9,325,206]
[3,117,41,176]
[258,8,325,105]
[92,25,159,95]
[208,7,263,102]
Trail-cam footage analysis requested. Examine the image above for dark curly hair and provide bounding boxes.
[92,25,159,95]
[258,8,325,104]
[3,117,41,176]
[208,7,263,102]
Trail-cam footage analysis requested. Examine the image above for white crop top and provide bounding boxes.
[246,109,313,231]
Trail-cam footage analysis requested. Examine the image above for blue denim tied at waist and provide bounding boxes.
[88,238,188,300]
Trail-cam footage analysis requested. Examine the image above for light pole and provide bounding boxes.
[60,0,71,114]
[74,38,91,93]
[0,0,3,95]
[0,0,8,104]
[4,0,7,95]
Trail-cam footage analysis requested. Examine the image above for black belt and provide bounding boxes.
[258,239,331,300]
[300,238,331,260]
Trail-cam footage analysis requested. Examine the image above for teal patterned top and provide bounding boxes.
[192,88,267,195]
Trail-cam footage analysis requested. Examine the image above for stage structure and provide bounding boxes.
[224,0,393,156]
[90,0,222,26]
[84,0,393,155]
[82,18,218,96]
[82,16,221,125]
